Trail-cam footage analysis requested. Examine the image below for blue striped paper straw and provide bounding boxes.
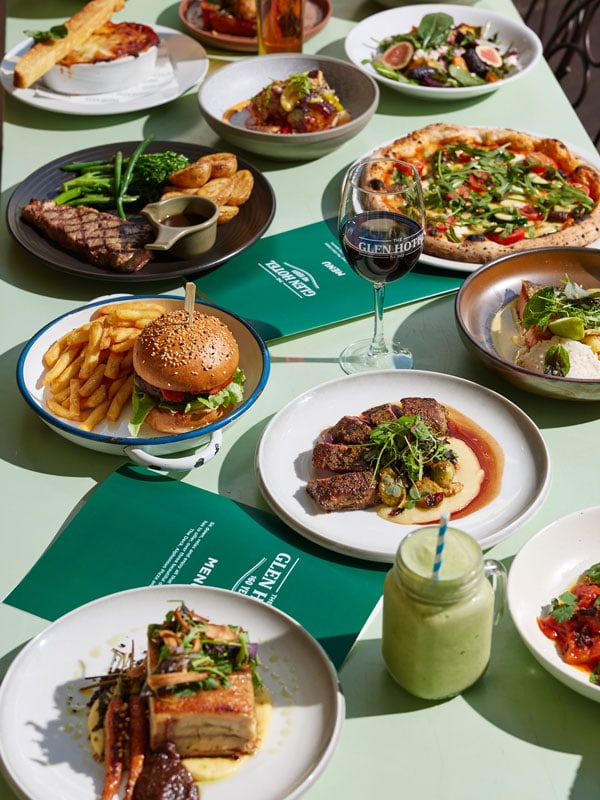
[432,512,449,580]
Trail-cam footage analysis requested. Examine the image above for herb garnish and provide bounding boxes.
[523,276,600,330]
[363,415,457,509]
[25,25,68,43]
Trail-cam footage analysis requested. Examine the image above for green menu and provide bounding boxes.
[196,219,463,340]
[5,466,387,668]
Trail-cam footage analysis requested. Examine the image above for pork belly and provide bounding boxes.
[306,470,379,511]
[146,610,258,757]
[21,198,155,273]
[148,668,257,757]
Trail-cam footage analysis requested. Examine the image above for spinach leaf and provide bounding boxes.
[418,13,453,48]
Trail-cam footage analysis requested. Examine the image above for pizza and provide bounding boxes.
[367,123,600,263]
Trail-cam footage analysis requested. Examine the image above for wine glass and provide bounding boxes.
[338,157,425,374]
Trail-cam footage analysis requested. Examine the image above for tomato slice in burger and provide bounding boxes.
[162,389,186,402]
[208,376,234,395]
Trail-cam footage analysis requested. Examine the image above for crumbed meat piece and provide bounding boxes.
[21,198,155,273]
[361,403,402,425]
[328,415,373,444]
[306,470,379,511]
[398,397,449,435]
[312,441,370,472]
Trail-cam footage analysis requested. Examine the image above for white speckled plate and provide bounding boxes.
[0,26,208,115]
[256,370,551,562]
[508,507,600,703]
[0,585,344,800]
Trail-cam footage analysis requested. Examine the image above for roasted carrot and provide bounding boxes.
[101,691,126,800]
[124,693,147,800]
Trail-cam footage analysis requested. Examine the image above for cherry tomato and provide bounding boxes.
[394,160,424,177]
[487,227,526,245]
[526,151,559,174]
[467,171,492,193]
[520,203,544,221]
[569,180,591,196]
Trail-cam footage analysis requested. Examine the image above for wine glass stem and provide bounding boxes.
[369,282,388,356]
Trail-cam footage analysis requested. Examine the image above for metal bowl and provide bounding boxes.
[455,246,600,401]
[197,54,379,161]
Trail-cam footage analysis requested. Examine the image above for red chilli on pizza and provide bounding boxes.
[368,123,600,263]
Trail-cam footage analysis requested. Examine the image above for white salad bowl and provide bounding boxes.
[344,4,542,100]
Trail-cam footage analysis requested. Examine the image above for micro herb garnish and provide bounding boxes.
[25,25,68,43]
[549,591,578,622]
[523,276,600,330]
[364,415,457,491]
[149,603,262,695]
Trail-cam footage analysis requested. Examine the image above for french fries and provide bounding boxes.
[41,300,166,431]
[161,153,254,224]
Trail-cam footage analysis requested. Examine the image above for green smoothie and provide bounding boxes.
[382,527,502,700]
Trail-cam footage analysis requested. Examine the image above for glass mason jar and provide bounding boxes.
[382,526,506,700]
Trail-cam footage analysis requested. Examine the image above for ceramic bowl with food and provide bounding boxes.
[17,295,270,470]
[455,246,600,401]
[197,54,379,161]
[42,22,160,95]
[345,4,542,100]
[508,506,600,703]
[142,195,219,258]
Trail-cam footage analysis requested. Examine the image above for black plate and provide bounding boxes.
[7,140,276,282]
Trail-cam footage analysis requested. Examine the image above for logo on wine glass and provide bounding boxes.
[358,229,424,256]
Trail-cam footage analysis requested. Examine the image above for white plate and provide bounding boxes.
[344,5,542,101]
[359,134,600,274]
[0,585,344,800]
[508,507,600,702]
[255,370,551,562]
[1,26,208,115]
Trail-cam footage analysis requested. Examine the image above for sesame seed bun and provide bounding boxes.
[133,309,239,394]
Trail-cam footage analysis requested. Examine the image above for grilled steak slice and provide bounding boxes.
[21,199,155,273]
[312,441,369,472]
[306,470,379,511]
[398,398,449,435]
[328,415,373,444]
[361,403,402,426]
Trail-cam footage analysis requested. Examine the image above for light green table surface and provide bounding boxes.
[1,0,599,798]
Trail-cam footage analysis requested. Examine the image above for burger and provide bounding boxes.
[129,309,245,435]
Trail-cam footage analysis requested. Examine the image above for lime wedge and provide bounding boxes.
[548,316,585,340]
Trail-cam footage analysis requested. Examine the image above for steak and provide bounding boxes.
[328,415,373,444]
[397,397,449,435]
[312,441,370,472]
[21,198,155,273]
[306,470,379,511]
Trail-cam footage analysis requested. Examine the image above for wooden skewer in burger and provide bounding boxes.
[128,284,245,435]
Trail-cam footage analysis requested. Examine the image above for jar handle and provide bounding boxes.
[483,558,507,625]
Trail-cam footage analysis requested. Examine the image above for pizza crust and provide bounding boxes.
[369,123,600,264]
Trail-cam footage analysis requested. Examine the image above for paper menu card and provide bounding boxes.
[195,219,463,340]
[5,466,387,668]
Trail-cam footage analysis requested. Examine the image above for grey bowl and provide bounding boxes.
[197,54,379,161]
[455,247,600,401]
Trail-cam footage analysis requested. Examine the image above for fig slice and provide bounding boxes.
[475,44,503,67]
[381,40,414,70]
